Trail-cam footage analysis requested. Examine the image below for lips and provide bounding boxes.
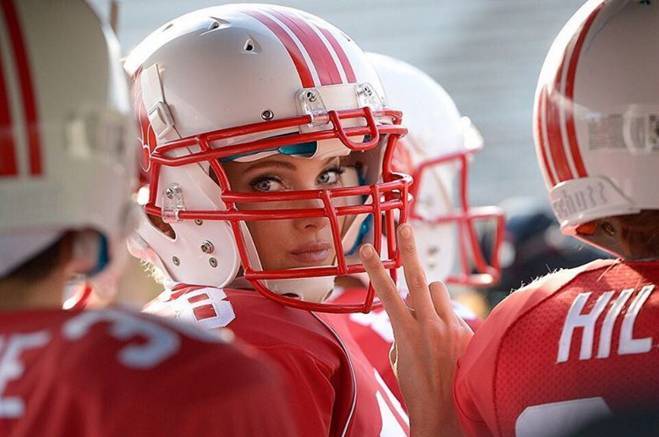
[289,242,333,264]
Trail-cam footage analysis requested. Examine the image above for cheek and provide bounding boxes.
[245,219,290,270]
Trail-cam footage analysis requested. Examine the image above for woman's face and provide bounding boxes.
[222,154,348,271]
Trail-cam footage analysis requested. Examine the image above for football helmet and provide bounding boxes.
[369,53,504,287]
[534,0,659,238]
[125,5,410,313]
[0,1,135,279]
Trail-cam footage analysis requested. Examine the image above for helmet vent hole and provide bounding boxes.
[162,23,174,32]
[242,37,260,54]
[202,17,230,35]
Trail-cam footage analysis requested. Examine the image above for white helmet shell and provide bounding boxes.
[534,0,659,233]
[0,0,135,276]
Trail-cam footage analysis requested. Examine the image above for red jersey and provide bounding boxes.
[0,307,295,436]
[145,286,410,436]
[454,259,659,437]
[332,287,482,405]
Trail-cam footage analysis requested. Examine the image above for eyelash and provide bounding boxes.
[324,165,346,179]
[249,165,345,192]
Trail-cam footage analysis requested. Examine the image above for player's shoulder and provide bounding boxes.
[490,258,618,322]
[146,285,341,353]
[459,259,617,368]
[144,284,236,330]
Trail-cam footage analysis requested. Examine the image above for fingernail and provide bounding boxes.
[399,224,411,238]
[360,244,375,259]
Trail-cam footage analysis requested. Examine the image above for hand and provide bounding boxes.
[359,224,473,437]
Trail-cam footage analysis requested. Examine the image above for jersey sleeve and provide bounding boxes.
[256,343,339,435]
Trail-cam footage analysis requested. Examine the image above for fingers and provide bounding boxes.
[428,281,454,322]
[359,244,410,326]
[397,224,436,321]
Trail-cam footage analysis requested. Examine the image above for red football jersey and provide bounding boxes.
[454,259,659,437]
[332,287,482,405]
[0,307,295,436]
[145,286,410,436]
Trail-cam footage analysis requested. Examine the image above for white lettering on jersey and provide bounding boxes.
[596,288,633,358]
[0,331,50,418]
[557,285,655,363]
[619,285,653,355]
[63,310,180,369]
[516,397,611,437]
[557,291,613,363]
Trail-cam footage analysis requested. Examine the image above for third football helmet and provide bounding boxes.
[369,53,504,286]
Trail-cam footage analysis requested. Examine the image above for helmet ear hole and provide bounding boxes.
[146,213,176,239]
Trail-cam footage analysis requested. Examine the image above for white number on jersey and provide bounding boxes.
[516,397,611,437]
[0,332,50,418]
[63,309,180,369]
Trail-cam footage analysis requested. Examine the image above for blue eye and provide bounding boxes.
[251,177,283,192]
[317,166,345,186]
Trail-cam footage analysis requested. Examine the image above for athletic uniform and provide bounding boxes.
[0,307,295,436]
[454,259,659,437]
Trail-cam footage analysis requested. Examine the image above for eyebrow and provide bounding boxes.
[243,156,338,173]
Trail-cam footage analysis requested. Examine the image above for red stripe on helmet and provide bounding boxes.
[0,48,17,176]
[536,88,558,186]
[545,55,574,182]
[564,3,605,179]
[1,0,42,175]
[245,10,315,88]
[267,8,342,85]
[131,67,158,183]
[317,27,357,84]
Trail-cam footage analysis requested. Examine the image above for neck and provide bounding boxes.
[0,271,68,311]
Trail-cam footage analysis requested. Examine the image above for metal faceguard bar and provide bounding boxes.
[409,147,506,288]
[144,106,411,313]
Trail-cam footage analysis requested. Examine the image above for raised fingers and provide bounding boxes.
[428,281,454,322]
[359,244,410,327]
[397,224,436,321]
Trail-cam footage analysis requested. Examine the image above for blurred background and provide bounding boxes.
[91,0,586,206]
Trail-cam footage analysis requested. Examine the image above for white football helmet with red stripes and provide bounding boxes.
[0,0,135,277]
[369,53,505,287]
[125,5,410,313]
[534,0,659,235]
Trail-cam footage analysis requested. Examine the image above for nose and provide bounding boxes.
[292,198,330,232]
